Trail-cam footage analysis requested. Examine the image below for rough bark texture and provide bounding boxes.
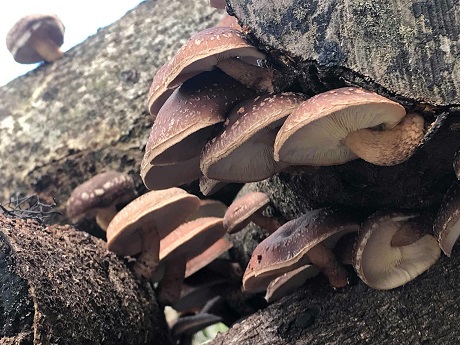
[0,0,226,224]
[211,250,460,345]
[0,214,170,345]
[228,0,460,106]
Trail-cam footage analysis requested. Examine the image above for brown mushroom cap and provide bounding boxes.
[160,217,227,261]
[185,237,233,278]
[199,176,228,196]
[143,70,254,167]
[274,87,406,166]
[171,313,223,339]
[434,181,460,256]
[353,211,440,290]
[201,93,306,183]
[343,113,425,166]
[107,188,200,256]
[187,199,228,221]
[223,192,270,234]
[6,14,64,63]
[66,171,135,230]
[265,264,319,303]
[216,15,242,30]
[147,26,265,117]
[243,208,359,292]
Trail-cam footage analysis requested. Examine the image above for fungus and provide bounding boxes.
[141,70,254,190]
[199,176,228,196]
[274,87,407,166]
[201,93,306,183]
[106,188,200,280]
[147,27,265,117]
[158,217,227,304]
[243,208,360,292]
[6,14,65,63]
[186,199,228,221]
[185,238,233,277]
[434,181,460,256]
[353,211,440,290]
[265,264,319,303]
[224,192,282,234]
[66,171,136,231]
[343,113,425,166]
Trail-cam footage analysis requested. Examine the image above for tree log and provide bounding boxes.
[0,214,170,344]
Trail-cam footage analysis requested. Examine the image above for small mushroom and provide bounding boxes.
[343,113,425,166]
[265,264,319,303]
[224,192,282,234]
[66,171,136,231]
[158,217,227,304]
[201,93,306,183]
[147,27,265,117]
[106,188,200,280]
[6,14,65,63]
[171,313,223,341]
[199,176,229,196]
[243,208,360,292]
[353,211,440,290]
[434,181,460,256]
[274,87,407,166]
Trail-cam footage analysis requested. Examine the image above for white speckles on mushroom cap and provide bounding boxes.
[143,70,254,167]
[147,26,265,116]
[159,217,227,261]
[354,211,440,290]
[201,93,306,183]
[274,87,406,166]
[6,14,64,64]
[434,181,460,256]
[107,188,200,256]
[242,208,359,291]
[223,192,270,234]
[66,171,135,221]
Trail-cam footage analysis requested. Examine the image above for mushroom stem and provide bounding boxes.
[133,228,160,280]
[33,35,63,62]
[343,113,425,166]
[95,205,119,231]
[251,211,283,234]
[159,257,187,305]
[306,243,349,288]
[216,57,275,93]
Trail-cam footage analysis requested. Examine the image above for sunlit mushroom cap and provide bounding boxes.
[353,211,440,290]
[434,181,460,256]
[160,217,227,261]
[243,208,359,292]
[66,171,135,222]
[107,188,200,256]
[274,87,406,166]
[201,93,306,183]
[6,14,64,63]
[223,192,270,234]
[147,26,265,117]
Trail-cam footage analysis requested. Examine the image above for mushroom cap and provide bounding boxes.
[171,313,223,338]
[160,217,227,262]
[265,264,319,303]
[199,176,228,196]
[185,237,233,277]
[6,14,64,64]
[243,208,359,291]
[274,87,406,166]
[143,70,254,167]
[147,26,265,117]
[187,199,228,221]
[216,15,242,31]
[66,171,135,222]
[201,93,306,183]
[107,188,200,256]
[223,192,270,234]
[453,150,460,180]
[434,181,460,256]
[353,211,440,290]
[141,155,202,190]
[343,113,425,166]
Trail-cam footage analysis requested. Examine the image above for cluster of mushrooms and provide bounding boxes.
[57,0,460,342]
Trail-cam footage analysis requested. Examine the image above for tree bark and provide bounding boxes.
[0,214,170,344]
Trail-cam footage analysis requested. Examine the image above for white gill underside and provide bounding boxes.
[441,218,460,255]
[278,105,403,165]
